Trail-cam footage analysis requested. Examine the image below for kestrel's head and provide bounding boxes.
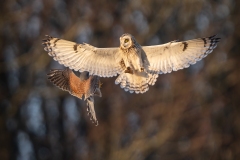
[120,33,134,49]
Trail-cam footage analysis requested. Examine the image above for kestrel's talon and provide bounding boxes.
[98,81,103,88]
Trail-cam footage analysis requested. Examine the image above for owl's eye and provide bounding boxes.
[124,39,129,43]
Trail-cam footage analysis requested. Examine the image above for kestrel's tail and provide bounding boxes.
[86,96,98,126]
[115,71,158,94]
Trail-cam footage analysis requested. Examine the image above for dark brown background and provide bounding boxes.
[0,0,239,160]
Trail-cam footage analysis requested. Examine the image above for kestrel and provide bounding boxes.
[43,34,220,94]
[47,68,102,126]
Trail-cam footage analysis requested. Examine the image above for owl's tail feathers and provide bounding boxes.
[115,72,158,94]
[147,72,158,86]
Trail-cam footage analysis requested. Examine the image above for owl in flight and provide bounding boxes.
[43,34,220,94]
[47,68,102,126]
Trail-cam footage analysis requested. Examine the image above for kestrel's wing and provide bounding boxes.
[90,76,102,97]
[47,68,86,99]
[86,96,98,126]
[43,36,123,77]
[142,35,220,74]
[83,75,102,100]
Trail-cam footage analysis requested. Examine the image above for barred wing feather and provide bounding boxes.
[43,36,122,77]
[142,35,220,74]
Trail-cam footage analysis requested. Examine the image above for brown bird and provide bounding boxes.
[47,68,102,126]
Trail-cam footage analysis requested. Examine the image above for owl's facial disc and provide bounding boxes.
[120,35,132,49]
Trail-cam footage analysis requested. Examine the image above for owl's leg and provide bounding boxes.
[137,61,144,72]
[122,56,133,74]
[134,51,144,72]
[138,58,144,72]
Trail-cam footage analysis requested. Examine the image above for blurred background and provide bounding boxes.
[0,0,239,159]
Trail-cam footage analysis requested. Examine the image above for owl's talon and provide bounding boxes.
[125,67,133,74]
[124,70,133,74]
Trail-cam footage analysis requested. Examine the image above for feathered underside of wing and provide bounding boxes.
[47,69,85,99]
[90,76,102,97]
[143,35,220,74]
[115,71,158,94]
[47,69,71,92]
[42,35,123,77]
[82,76,102,100]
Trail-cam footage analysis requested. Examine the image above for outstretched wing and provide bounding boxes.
[47,69,86,99]
[43,36,123,77]
[142,35,220,74]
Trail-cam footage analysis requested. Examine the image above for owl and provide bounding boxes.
[47,68,102,126]
[43,33,220,94]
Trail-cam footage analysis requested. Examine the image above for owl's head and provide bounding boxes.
[120,33,134,49]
